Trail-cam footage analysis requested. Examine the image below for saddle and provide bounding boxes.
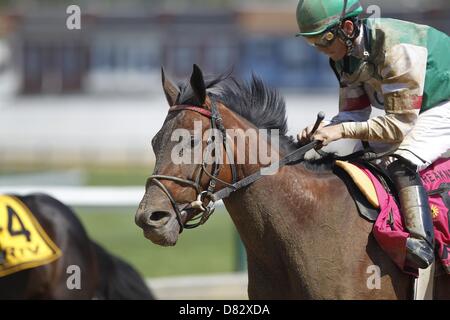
[333,158,450,276]
[333,160,388,222]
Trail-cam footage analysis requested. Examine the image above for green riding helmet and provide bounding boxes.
[296,0,363,36]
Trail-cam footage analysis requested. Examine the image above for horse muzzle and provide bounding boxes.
[135,196,182,246]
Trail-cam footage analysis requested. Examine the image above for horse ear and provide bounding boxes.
[161,66,179,106]
[190,64,206,105]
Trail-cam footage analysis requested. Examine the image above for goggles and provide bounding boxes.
[304,29,338,48]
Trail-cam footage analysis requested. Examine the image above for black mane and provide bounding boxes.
[177,74,296,149]
[176,73,333,171]
[215,76,289,136]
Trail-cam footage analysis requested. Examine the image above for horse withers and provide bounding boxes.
[135,64,450,299]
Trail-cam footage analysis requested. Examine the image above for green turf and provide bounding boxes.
[85,166,153,186]
[0,165,153,186]
[77,207,240,278]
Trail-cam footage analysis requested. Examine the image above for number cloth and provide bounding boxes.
[0,195,61,277]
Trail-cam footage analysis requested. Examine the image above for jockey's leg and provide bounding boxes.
[387,157,435,269]
[395,100,450,171]
[390,100,450,269]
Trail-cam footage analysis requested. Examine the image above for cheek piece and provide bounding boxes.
[336,19,361,56]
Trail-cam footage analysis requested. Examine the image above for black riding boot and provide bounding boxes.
[387,158,435,269]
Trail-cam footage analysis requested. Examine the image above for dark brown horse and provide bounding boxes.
[135,65,450,299]
[0,193,153,300]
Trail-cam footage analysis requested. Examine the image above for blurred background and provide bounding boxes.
[0,0,449,299]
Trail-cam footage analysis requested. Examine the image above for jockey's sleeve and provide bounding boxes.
[341,111,419,142]
[330,84,371,124]
[330,107,372,124]
[341,43,427,142]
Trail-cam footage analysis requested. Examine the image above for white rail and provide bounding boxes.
[147,272,248,300]
[0,186,225,208]
[0,186,143,206]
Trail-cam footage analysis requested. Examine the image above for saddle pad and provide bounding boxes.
[0,195,62,277]
[363,158,450,276]
[335,160,380,209]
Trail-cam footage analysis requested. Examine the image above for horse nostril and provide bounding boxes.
[139,211,172,227]
[150,211,171,222]
[136,210,172,228]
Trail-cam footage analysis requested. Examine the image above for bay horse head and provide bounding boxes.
[135,64,287,246]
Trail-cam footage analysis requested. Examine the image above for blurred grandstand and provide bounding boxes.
[1,0,449,95]
[0,0,448,166]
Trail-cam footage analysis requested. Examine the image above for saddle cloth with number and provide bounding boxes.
[0,195,61,277]
[335,158,450,276]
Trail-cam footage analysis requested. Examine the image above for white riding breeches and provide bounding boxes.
[395,100,450,171]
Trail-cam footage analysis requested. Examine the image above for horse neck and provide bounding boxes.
[218,106,319,267]
[216,103,282,179]
[217,103,356,298]
[223,163,331,298]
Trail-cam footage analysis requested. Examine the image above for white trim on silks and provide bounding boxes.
[414,262,435,300]
[381,44,428,96]
[395,100,450,171]
[343,85,367,99]
[381,83,418,95]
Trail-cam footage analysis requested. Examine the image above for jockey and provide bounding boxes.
[296,0,450,269]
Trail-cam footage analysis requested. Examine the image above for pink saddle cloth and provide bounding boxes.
[357,158,450,277]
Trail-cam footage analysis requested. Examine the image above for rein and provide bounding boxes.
[147,96,319,232]
[212,140,319,201]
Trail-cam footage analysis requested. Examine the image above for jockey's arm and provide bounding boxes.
[340,110,419,142]
[306,83,372,145]
[308,85,372,146]
[329,84,372,125]
[339,44,427,143]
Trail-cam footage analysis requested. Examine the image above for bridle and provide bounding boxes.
[147,94,320,233]
[146,95,238,232]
